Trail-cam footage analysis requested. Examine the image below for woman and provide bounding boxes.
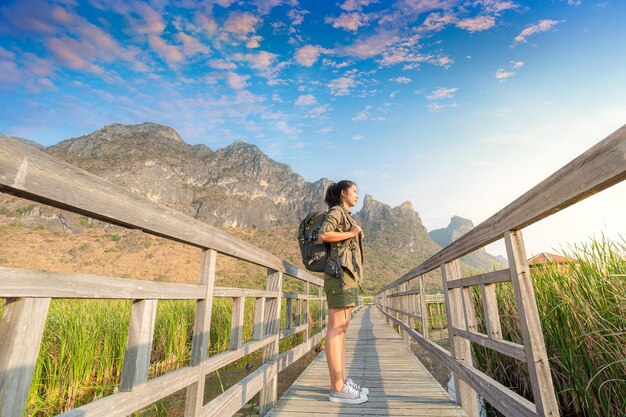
[318,180,369,404]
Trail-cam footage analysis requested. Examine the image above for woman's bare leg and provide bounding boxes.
[326,307,350,392]
[341,306,352,382]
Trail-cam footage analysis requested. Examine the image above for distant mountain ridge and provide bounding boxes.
[429,216,507,269]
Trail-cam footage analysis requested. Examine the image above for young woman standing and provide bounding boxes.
[318,180,369,404]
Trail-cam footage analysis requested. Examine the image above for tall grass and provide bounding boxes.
[9,296,323,416]
[472,236,626,417]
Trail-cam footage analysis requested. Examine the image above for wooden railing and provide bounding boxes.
[0,136,359,417]
[375,124,626,417]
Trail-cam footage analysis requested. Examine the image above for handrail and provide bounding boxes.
[0,135,350,417]
[374,124,626,417]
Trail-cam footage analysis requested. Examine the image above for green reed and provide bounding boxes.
[471,236,626,417]
[12,296,323,416]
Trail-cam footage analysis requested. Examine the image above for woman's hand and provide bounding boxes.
[351,225,364,238]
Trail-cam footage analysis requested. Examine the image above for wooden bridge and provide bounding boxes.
[1,124,625,417]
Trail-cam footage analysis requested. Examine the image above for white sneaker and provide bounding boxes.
[329,381,368,404]
[346,377,369,395]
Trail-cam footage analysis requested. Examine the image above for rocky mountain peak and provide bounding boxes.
[359,195,392,221]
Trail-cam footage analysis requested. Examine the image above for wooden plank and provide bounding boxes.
[204,335,275,375]
[214,287,278,298]
[58,365,200,417]
[253,297,266,340]
[259,269,283,416]
[119,299,158,391]
[0,297,51,417]
[280,323,308,340]
[505,230,559,417]
[443,260,479,417]
[419,275,429,339]
[229,297,245,350]
[379,124,626,293]
[0,136,320,282]
[276,329,326,372]
[481,283,503,340]
[186,249,217,417]
[447,269,511,289]
[303,282,309,342]
[451,327,526,362]
[285,298,293,330]
[387,288,421,297]
[0,266,205,299]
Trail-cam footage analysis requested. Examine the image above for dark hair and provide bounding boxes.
[324,180,356,208]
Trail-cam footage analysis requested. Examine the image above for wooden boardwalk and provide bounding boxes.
[266,306,466,417]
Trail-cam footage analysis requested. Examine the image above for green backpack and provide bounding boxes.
[297,211,330,272]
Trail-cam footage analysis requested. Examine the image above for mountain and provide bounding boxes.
[46,122,330,228]
[429,216,507,270]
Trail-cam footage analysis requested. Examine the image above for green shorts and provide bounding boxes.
[324,269,358,309]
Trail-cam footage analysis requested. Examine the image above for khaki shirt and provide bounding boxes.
[320,205,363,281]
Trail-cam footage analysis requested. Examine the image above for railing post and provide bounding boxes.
[119,299,158,392]
[0,297,51,417]
[480,283,502,340]
[304,282,309,342]
[185,249,217,417]
[318,286,323,329]
[253,296,266,341]
[505,230,559,417]
[259,269,283,417]
[418,275,429,339]
[230,297,245,350]
[400,283,411,347]
[442,259,479,417]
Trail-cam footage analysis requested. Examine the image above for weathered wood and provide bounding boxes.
[446,269,511,289]
[451,327,526,361]
[443,260,479,417]
[0,266,205,299]
[505,230,559,417]
[214,287,278,299]
[229,297,245,350]
[481,283,503,340]
[280,323,308,340]
[400,283,411,347]
[276,328,326,372]
[204,335,275,375]
[0,297,51,417]
[119,299,158,391]
[58,365,201,417]
[0,136,321,281]
[419,275,429,339]
[303,282,310,342]
[253,297,266,340]
[185,249,217,417]
[380,124,626,293]
[259,270,283,416]
[285,298,293,330]
[387,288,421,297]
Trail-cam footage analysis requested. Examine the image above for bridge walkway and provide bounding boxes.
[266,306,466,417]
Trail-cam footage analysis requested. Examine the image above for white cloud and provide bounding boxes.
[328,76,356,96]
[271,93,282,102]
[456,15,496,32]
[567,0,582,5]
[288,9,309,26]
[295,94,317,106]
[511,60,524,69]
[419,11,456,33]
[176,32,210,56]
[390,76,411,84]
[352,134,365,141]
[341,0,378,11]
[274,120,302,135]
[495,68,516,81]
[426,87,459,100]
[325,12,368,31]
[352,105,385,121]
[305,104,331,119]
[246,35,263,48]
[295,44,332,67]
[148,36,184,65]
[341,31,398,59]
[208,59,236,70]
[317,126,334,134]
[514,19,564,44]
[223,12,260,37]
[226,72,250,89]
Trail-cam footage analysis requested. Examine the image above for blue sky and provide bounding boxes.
[1,0,625,257]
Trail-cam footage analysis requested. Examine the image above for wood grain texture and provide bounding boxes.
[0,297,51,417]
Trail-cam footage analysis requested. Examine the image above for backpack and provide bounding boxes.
[297,211,330,272]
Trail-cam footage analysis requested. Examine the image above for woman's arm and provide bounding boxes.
[319,225,362,243]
